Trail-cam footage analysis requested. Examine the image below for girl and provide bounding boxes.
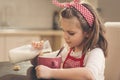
[32,0,108,80]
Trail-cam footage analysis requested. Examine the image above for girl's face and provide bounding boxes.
[61,17,86,50]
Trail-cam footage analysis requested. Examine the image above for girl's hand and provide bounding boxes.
[32,40,44,50]
[35,65,52,79]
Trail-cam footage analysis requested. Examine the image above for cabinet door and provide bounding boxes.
[5,35,40,61]
[0,36,5,62]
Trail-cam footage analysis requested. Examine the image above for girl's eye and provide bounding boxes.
[68,32,75,35]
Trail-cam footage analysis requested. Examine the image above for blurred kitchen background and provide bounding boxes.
[0,0,120,80]
[0,0,120,61]
[0,0,120,29]
[0,0,57,29]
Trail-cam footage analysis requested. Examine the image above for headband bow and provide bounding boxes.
[52,0,94,27]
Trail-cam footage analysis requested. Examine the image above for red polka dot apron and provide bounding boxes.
[63,48,85,68]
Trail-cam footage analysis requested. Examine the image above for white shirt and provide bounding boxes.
[60,47,105,80]
[85,48,105,80]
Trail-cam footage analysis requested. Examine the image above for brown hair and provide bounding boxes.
[59,2,108,57]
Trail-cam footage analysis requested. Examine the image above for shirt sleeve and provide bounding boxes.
[85,48,105,79]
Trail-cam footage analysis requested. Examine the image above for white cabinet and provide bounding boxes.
[0,36,6,62]
[0,35,40,61]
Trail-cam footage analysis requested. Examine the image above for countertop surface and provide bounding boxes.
[0,29,63,36]
[0,61,32,80]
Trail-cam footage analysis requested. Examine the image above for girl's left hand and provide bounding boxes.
[32,40,44,50]
[35,65,52,79]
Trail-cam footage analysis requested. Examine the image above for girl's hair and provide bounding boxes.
[59,2,108,57]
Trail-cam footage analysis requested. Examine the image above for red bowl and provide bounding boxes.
[37,55,62,68]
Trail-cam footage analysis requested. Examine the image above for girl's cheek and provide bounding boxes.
[64,33,69,40]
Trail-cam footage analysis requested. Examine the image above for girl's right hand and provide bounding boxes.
[35,65,52,79]
[32,40,44,50]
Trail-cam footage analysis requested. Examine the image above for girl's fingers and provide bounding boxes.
[35,65,39,70]
[32,41,35,46]
[35,66,41,78]
[32,41,44,49]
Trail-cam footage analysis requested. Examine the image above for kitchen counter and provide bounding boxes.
[0,29,63,36]
[0,61,32,80]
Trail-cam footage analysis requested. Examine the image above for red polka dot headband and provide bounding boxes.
[52,0,94,27]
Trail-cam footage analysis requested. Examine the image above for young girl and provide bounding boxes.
[31,0,108,80]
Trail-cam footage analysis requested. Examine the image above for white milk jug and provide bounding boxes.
[9,40,52,63]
